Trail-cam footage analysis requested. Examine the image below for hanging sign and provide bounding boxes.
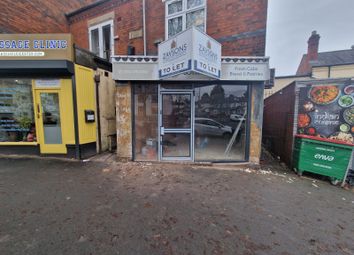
[158,27,221,79]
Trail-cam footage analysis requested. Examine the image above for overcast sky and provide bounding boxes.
[266,0,354,76]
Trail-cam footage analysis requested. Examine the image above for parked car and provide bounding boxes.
[230,113,245,121]
[195,118,233,138]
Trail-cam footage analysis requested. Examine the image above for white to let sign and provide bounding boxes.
[158,28,193,78]
[158,27,221,79]
[193,28,221,79]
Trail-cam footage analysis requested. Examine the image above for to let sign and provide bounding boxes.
[158,27,221,79]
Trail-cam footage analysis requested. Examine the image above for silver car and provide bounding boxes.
[195,118,232,138]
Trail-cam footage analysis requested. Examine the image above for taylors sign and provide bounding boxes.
[158,27,221,79]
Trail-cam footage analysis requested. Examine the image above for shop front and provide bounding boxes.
[113,28,270,163]
[0,34,99,159]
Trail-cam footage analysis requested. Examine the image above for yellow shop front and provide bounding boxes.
[0,34,98,159]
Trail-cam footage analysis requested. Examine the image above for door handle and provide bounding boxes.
[36,104,40,119]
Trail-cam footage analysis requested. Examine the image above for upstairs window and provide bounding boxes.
[89,20,114,61]
[165,0,206,39]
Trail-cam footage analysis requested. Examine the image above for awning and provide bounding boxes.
[0,60,75,77]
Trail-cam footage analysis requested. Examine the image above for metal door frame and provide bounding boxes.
[158,85,195,161]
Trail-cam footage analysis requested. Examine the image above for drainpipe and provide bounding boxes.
[94,73,102,153]
[71,74,81,160]
[143,0,147,55]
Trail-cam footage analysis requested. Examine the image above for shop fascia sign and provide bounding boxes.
[0,34,73,61]
[221,61,270,81]
[112,58,270,81]
[158,27,221,79]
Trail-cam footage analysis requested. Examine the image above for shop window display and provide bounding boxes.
[133,84,249,162]
[194,84,248,161]
[0,79,36,142]
[134,85,158,161]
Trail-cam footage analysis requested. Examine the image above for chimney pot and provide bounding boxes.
[307,31,320,62]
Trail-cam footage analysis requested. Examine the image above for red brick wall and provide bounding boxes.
[0,0,96,33]
[68,0,268,56]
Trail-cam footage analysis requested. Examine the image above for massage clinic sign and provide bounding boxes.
[158,27,221,79]
[0,34,73,61]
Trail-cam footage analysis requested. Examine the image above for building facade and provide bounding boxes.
[67,0,267,58]
[66,0,269,164]
[0,34,114,159]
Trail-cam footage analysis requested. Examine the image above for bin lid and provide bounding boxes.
[295,134,354,148]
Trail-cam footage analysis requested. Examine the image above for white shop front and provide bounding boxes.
[113,28,270,163]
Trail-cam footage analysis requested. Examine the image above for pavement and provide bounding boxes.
[0,155,353,255]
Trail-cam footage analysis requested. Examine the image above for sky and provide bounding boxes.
[266,0,354,76]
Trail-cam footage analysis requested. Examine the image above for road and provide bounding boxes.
[0,156,353,255]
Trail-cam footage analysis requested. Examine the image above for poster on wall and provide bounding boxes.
[297,82,354,144]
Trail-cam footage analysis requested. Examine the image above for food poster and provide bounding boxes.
[297,82,354,144]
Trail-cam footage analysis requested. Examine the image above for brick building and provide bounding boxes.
[0,0,96,33]
[67,0,267,58]
[65,0,270,164]
[0,0,270,163]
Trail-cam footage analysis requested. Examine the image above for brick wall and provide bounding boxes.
[0,0,96,33]
[68,0,268,56]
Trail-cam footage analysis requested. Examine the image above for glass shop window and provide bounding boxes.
[194,84,249,161]
[0,79,36,143]
[89,20,114,61]
[134,84,158,161]
[165,0,206,38]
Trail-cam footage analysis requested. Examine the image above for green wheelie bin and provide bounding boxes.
[293,135,354,185]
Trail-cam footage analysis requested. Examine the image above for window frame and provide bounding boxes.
[88,19,114,61]
[0,78,37,144]
[132,81,252,163]
[165,0,207,39]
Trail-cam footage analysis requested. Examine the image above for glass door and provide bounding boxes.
[158,90,194,161]
[35,90,66,154]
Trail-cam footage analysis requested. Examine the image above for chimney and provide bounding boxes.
[307,31,320,61]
